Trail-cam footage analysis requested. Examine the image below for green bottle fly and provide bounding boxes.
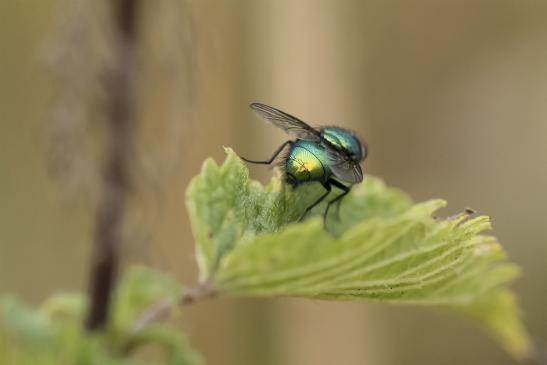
[240,103,368,225]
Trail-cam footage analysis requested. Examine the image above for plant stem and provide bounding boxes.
[132,282,216,332]
[85,0,140,331]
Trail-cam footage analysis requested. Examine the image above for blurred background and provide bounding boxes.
[1,1,546,364]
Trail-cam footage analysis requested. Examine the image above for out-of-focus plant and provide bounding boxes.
[0,268,202,365]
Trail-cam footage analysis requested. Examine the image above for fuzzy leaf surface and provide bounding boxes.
[186,149,532,359]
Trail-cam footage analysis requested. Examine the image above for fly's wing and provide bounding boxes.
[250,103,321,141]
[326,148,363,183]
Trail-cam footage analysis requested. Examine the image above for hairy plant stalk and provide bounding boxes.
[132,282,215,332]
[85,0,140,330]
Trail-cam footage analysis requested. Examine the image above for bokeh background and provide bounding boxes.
[1,1,546,364]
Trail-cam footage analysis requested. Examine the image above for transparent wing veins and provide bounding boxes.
[250,103,321,141]
[326,148,363,183]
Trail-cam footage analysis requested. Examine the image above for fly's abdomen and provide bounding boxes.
[285,140,329,185]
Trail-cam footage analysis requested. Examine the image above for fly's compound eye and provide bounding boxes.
[360,143,368,161]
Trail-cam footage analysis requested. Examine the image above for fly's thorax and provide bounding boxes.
[321,127,365,162]
[285,140,330,185]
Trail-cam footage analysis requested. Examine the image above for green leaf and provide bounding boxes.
[457,290,531,360]
[186,148,533,359]
[0,267,202,365]
[111,266,203,365]
[112,266,183,334]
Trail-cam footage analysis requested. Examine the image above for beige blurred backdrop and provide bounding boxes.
[1,1,547,364]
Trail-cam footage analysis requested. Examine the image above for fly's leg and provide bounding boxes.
[298,181,332,222]
[324,179,351,223]
[333,200,343,219]
[240,141,293,165]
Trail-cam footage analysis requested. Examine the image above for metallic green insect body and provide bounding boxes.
[321,127,365,162]
[285,140,330,184]
[240,103,368,225]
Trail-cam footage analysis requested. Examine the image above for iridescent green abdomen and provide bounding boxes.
[285,140,330,185]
